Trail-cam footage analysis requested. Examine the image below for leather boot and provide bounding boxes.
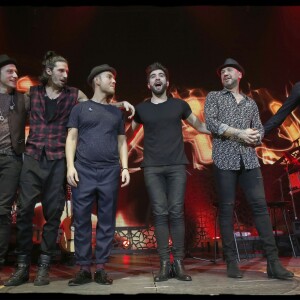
[172,259,192,281]
[227,260,243,278]
[267,259,294,280]
[254,215,294,279]
[34,254,51,286]
[4,255,30,286]
[154,260,173,282]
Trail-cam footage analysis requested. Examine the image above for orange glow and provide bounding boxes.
[16,76,39,93]
[122,240,130,249]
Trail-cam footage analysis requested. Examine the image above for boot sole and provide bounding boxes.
[4,279,29,286]
[34,281,50,286]
[267,274,293,280]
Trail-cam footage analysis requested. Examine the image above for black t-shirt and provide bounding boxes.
[134,97,192,167]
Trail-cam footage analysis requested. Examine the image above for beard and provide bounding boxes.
[150,82,167,96]
[222,78,238,90]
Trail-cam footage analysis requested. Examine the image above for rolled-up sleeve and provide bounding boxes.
[204,91,224,135]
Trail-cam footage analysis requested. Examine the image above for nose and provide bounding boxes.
[12,71,18,78]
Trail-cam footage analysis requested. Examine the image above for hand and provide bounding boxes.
[66,166,79,187]
[121,169,130,187]
[237,128,260,144]
[122,101,135,119]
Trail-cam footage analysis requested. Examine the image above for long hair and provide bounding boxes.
[39,50,68,85]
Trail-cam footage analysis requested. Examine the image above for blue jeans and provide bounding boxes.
[143,165,187,260]
[213,165,277,262]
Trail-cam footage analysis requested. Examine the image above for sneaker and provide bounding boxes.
[68,269,92,286]
[94,269,113,285]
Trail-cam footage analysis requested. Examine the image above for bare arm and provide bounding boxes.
[118,135,130,187]
[65,128,79,187]
[185,113,211,135]
[111,101,135,119]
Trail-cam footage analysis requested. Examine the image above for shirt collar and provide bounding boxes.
[221,88,249,100]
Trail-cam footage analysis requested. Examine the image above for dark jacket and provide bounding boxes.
[264,82,300,136]
[8,92,28,155]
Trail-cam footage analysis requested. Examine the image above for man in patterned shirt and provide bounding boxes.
[4,51,135,287]
[204,58,293,280]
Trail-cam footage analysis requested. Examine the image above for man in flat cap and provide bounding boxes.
[66,64,130,286]
[4,53,134,287]
[0,54,29,274]
[204,58,293,280]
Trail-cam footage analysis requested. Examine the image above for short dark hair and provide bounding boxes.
[145,62,169,82]
[39,50,68,85]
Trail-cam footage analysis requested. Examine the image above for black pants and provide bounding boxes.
[16,154,66,257]
[213,165,278,262]
[0,154,22,264]
[143,165,187,261]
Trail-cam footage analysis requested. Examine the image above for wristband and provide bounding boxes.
[122,168,128,171]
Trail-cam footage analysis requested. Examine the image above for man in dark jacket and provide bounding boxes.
[0,54,29,271]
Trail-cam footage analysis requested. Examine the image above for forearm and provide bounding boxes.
[118,136,128,169]
[223,126,243,138]
[65,138,77,168]
[186,113,211,135]
[111,101,124,108]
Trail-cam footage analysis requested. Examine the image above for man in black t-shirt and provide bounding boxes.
[131,62,210,282]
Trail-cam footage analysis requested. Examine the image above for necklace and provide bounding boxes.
[0,109,4,122]
[0,94,13,122]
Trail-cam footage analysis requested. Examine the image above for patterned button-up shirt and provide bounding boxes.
[204,89,264,170]
[25,85,79,160]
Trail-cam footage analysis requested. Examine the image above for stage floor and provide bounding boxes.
[1,253,300,296]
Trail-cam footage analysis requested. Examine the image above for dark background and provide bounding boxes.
[1,6,299,102]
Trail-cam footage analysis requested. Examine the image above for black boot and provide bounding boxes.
[227,260,243,278]
[219,213,241,278]
[172,259,192,281]
[267,259,294,280]
[34,254,51,286]
[154,260,173,282]
[4,255,30,286]
[254,215,294,280]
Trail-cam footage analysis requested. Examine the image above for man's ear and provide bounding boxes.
[46,67,52,76]
[147,82,151,90]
